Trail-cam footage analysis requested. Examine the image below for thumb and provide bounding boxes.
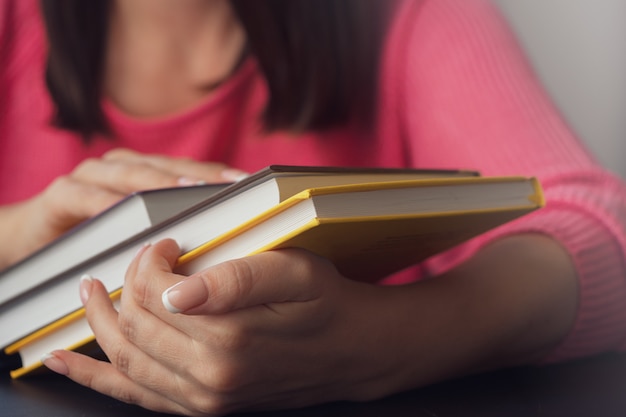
[161,249,329,315]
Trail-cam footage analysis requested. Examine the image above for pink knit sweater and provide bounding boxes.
[1,0,625,363]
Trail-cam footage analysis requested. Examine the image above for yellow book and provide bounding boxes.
[4,175,543,378]
[5,292,122,378]
[178,177,543,280]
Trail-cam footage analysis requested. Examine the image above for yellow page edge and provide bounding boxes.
[6,289,123,378]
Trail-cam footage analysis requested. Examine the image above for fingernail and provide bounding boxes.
[79,274,93,305]
[221,169,249,182]
[41,352,69,375]
[134,242,151,259]
[177,176,207,186]
[162,277,208,314]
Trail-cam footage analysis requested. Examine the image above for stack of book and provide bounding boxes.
[0,165,544,378]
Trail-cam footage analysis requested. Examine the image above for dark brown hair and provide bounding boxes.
[39,0,392,140]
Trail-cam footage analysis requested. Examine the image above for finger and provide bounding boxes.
[71,156,187,193]
[79,277,139,365]
[36,176,126,233]
[42,349,189,415]
[103,148,249,183]
[162,249,333,315]
[120,239,198,355]
[79,275,200,409]
[122,239,251,349]
[124,239,183,314]
[122,239,267,363]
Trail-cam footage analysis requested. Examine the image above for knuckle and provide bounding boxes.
[105,340,132,375]
[197,360,246,397]
[126,273,152,308]
[228,260,256,300]
[103,148,131,160]
[117,311,138,343]
[107,162,129,183]
[293,250,319,275]
[193,322,251,355]
[193,162,229,181]
[72,157,100,176]
[174,155,194,165]
[207,162,228,173]
[211,324,251,352]
[76,368,97,390]
[44,176,78,206]
[190,395,231,416]
[212,366,244,396]
[111,386,143,406]
[282,249,322,288]
[210,261,255,311]
[47,175,71,191]
[44,176,70,199]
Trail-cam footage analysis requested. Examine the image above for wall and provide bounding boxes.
[493,0,626,177]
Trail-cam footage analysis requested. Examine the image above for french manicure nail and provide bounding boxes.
[162,278,208,314]
[41,352,69,375]
[162,282,183,314]
[79,274,93,305]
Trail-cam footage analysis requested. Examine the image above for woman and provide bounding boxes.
[1,0,625,415]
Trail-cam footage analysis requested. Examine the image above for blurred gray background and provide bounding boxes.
[493,0,626,177]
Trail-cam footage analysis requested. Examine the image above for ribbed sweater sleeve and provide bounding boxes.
[0,0,14,96]
[388,0,626,362]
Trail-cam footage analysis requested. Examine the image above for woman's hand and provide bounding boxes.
[43,239,402,415]
[0,149,246,268]
[42,234,578,416]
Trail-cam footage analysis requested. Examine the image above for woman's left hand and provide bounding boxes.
[43,239,394,416]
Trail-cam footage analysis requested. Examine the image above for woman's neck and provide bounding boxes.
[105,0,246,118]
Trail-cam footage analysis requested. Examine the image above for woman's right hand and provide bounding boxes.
[0,148,247,269]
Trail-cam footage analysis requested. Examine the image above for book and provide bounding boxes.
[5,293,122,378]
[0,183,230,307]
[5,175,543,378]
[177,177,542,280]
[0,165,475,352]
